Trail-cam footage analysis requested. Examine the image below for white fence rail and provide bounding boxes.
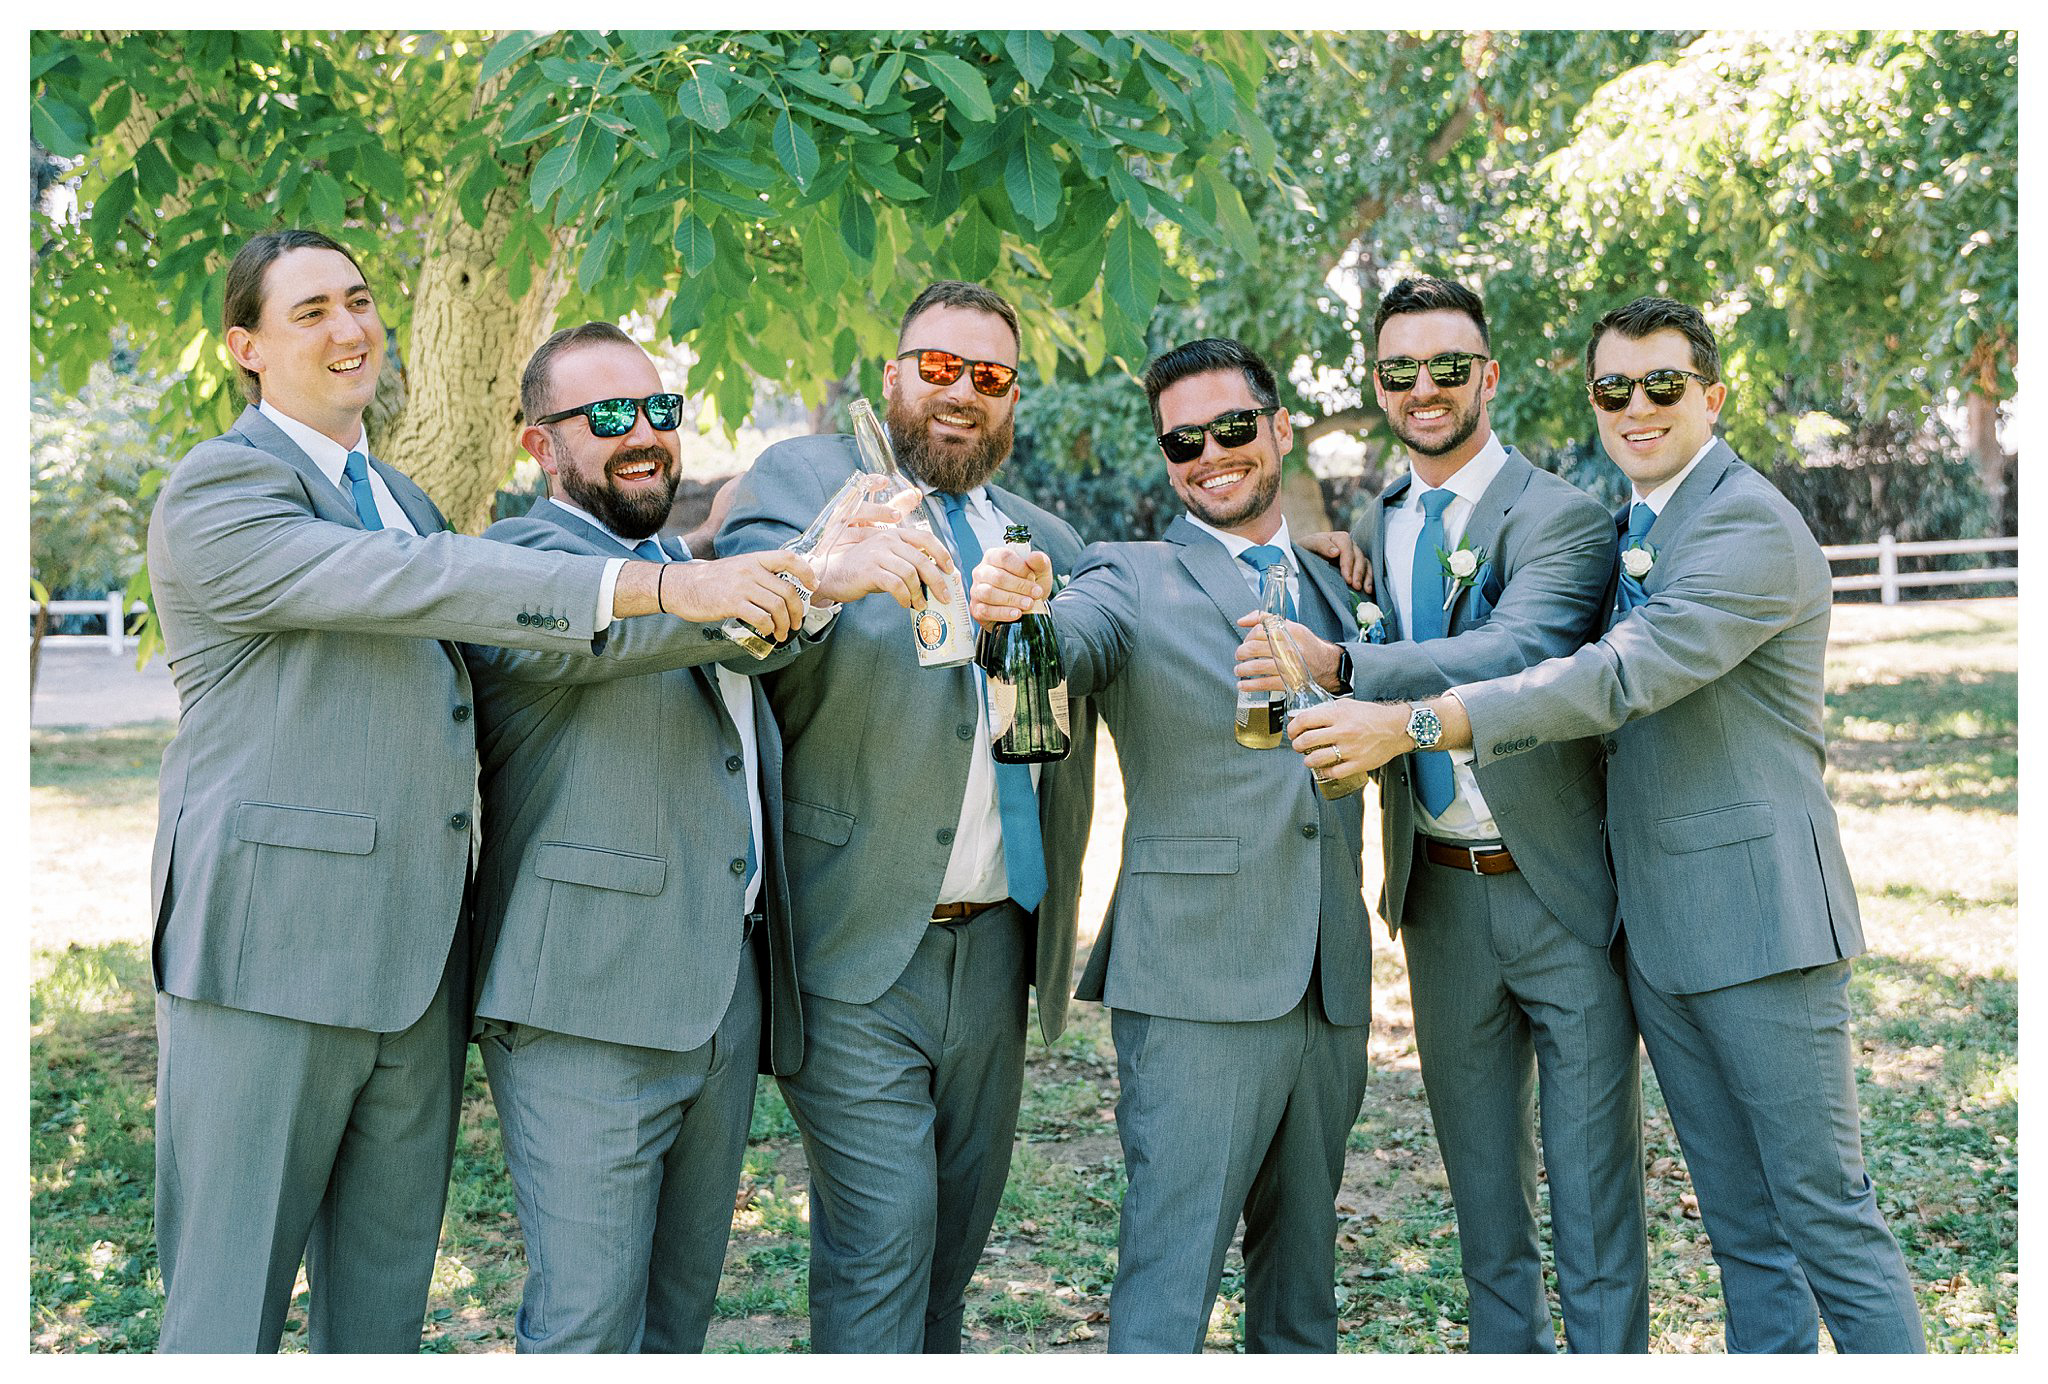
[1821,534,2017,604]
[28,594,147,652]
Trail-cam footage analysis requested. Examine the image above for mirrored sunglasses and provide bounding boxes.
[535,393,684,438]
[1588,369,1715,412]
[1372,352,1489,391]
[1157,406,1279,464]
[897,348,1018,398]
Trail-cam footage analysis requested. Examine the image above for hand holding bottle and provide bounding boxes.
[813,526,956,610]
[660,550,814,641]
[968,546,1053,625]
[1233,613,1345,696]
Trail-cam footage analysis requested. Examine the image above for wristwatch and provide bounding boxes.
[1406,702,1444,750]
[1333,647,1354,694]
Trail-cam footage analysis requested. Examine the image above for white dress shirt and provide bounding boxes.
[1385,432,1510,843]
[1184,512,1302,613]
[1634,439,1717,515]
[550,499,763,911]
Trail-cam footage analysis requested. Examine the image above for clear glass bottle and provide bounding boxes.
[1266,614,1367,799]
[975,524,1071,764]
[713,472,863,658]
[1234,562,1290,749]
[848,397,975,668]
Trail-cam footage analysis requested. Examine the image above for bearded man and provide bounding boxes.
[716,282,1098,1353]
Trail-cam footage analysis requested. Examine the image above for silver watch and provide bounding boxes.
[1406,702,1444,750]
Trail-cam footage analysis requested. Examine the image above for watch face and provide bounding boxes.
[1408,705,1443,749]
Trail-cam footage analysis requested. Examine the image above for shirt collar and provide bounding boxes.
[918,479,994,521]
[547,496,674,558]
[259,399,365,488]
[1184,511,1295,563]
[1405,431,1508,513]
[1634,438,1718,515]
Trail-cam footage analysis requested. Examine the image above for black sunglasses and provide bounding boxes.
[896,348,1018,397]
[1589,369,1715,412]
[535,393,684,438]
[1373,352,1490,391]
[1156,406,1279,464]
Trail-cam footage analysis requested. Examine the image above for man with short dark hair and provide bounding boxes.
[1244,275,1646,1351]
[461,324,949,1351]
[971,336,1369,1352]
[146,230,809,1352]
[1293,297,1926,1353]
[717,281,1098,1353]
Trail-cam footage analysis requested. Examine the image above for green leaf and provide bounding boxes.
[355,143,408,202]
[852,147,927,200]
[1102,213,1161,332]
[1201,165,1259,260]
[482,31,550,82]
[802,211,848,296]
[1005,31,1055,91]
[674,213,716,276]
[1107,162,1151,218]
[90,170,136,257]
[865,50,907,108]
[31,89,91,156]
[950,203,1001,281]
[1113,126,1184,157]
[306,172,347,227]
[772,108,819,188]
[1049,234,1106,309]
[621,90,670,157]
[134,144,176,200]
[1004,137,1062,231]
[457,160,504,230]
[676,71,732,131]
[577,215,619,293]
[839,192,877,263]
[919,52,997,124]
[1131,32,1205,82]
[528,138,577,209]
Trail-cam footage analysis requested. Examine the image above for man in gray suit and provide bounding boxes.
[1291,297,1925,1352]
[971,337,1370,1352]
[461,323,952,1351]
[1242,277,1646,1351]
[145,230,810,1352]
[716,281,1098,1352]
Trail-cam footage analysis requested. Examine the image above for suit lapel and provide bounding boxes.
[374,461,447,536]
[1164,515,1262,632]
[1373,474,1410,642]
[229,406,360,527]
[1649,438,1738,549]
[1443,450,1532,629]
[1289,540,1352,642]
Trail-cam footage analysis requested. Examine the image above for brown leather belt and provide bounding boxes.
[930,899,1003,926]
[1419,837,1519,875]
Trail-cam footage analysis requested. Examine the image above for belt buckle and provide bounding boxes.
[1466,847,1485,876]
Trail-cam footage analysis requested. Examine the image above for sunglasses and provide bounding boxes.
[1372,352,1490,391]
[1588,369,1714,412]
[1156,406,1279,464]
[896,348,1018,398]
[535,393,684,438]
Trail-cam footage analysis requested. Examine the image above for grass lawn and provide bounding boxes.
[28,598,2017,1352]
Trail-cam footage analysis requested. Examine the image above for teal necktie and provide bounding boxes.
[936,491,1048,912]
[1408,489,1457,816]
[1237,544,1297,620]
[1616,502,1656,615]
[635,537,667,562]
[342,451,383,531]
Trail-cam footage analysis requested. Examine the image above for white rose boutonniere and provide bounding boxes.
[1435,540,1490,611]
[1356,600,1387,644]
[1621,542,1657,581]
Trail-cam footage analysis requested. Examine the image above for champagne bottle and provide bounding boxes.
[847,397,976,668]
[975,525,1071,764]
[1265,614,1367,799]
[713,472,864,658]
[1234,562,1290,749]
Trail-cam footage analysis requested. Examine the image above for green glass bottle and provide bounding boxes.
[975,525,1072,763]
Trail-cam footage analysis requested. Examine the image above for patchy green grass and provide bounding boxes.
[27,599,2017,1352]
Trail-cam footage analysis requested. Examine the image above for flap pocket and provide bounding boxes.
[784,797,854,847]
[234,801,376,855]
[533,842,666,896]
[1126,836,1240,876]
[1655,802,1775,854]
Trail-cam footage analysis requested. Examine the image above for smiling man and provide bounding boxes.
[144,230,809,1353]
[1289,297,1926,1353]
[717,282,1098,1353]
[970,337,1369,1352]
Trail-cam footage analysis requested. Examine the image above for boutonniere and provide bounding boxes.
[1051,570,1071,595]
[1620,541,1657,581]
[1436,539,1489,611]
[1355,600,1387,645]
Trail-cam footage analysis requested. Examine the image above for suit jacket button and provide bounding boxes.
[956,723,974,741]
[725,754,743,772]
[554,617,570,631]
[1301,823,1319,839]
[729,857,748,876]
[936,827,955,845]
[452,705,471,722]
[517,612,531,626]
[449,812,470,830]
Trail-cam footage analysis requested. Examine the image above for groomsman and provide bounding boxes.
[461,323,950,1350]
[1243,277,1645,1351]
[1289,297,1926,1353]
[145,229,804,1351]
[717,282,1097,1352]
[972,337,1369,1352]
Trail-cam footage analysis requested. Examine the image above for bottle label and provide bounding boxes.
[985,677,1018,738]
[915,584,976,666]
[1046,679,1070,736]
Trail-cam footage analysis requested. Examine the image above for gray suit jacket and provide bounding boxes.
[1350,450,1619,946]
[1457,440,1864,994]
[716,433,1098,1042]
[461,502,804,1073]
[146,406,610,1032]
[1059,517,1372,1026]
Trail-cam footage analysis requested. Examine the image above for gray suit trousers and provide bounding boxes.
[154,944,466,1352]
[1402,848,1647,1352]
[1106,988,1370,1353]
[480,942,763,1352]
[1626,953,1925,1353]
[777,904,1031,1352]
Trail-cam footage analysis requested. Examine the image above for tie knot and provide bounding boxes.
[936,491,970,518]
[343,450,370,484]
[1419,488,1455,521]
[1239,543,1288,573]
[1626,502,1655,543]
[635,537,668,562]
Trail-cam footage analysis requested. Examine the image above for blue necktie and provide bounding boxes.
[1237,544,1297,620]
[1616,502,1656,615]
[936,491,1048,912]
[342,451,383,531]
[1408,488,1457,816]
[651,534,758,890]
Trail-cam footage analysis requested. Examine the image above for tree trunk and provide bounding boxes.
[1966,386,2009,529]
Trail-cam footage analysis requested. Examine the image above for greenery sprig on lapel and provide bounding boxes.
[1435,537,1490,612]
